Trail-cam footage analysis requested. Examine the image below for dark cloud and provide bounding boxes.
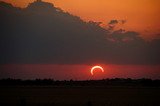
[107,19,126,30]
[0,1,160,65]
[108,20,119,25]
[108,19,126,25]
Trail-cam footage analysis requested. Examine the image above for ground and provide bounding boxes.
[0,86,160,106]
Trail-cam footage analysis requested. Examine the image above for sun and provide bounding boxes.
[90,65,104,75]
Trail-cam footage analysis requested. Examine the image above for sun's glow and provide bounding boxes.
[90,65,104,75]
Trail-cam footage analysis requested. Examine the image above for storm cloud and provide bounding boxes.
[0,1,160,65]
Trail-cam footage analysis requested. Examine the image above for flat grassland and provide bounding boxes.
[0,86,160,106]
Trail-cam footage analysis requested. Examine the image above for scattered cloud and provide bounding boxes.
[108,20,119,25]
[107,19,126,30]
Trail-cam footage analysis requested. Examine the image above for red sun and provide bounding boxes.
[90,65,104,75]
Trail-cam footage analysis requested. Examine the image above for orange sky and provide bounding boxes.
[1,0,160,39]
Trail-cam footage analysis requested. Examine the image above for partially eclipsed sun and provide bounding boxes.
[90,66,104,75]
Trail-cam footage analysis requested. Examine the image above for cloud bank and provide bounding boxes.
[0,1,160,65]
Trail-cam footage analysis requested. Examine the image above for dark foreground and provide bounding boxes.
[0,86,160,106]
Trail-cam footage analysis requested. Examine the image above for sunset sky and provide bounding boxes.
[1,0,160,39]
[1,64,160,80]
[0,0,160,80]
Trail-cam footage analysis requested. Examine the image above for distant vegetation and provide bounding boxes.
[1,78,160,87]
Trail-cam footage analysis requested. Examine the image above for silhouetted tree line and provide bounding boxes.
[0,78,160,87]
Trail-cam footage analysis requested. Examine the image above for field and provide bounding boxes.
[0,86,160,106]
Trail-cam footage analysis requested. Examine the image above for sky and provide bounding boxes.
[1,0,160,39]
[1,64,160,80]
[0,0,160,80]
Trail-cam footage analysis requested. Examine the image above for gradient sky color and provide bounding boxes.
[0,0,160,80]
[1,0,160,39]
